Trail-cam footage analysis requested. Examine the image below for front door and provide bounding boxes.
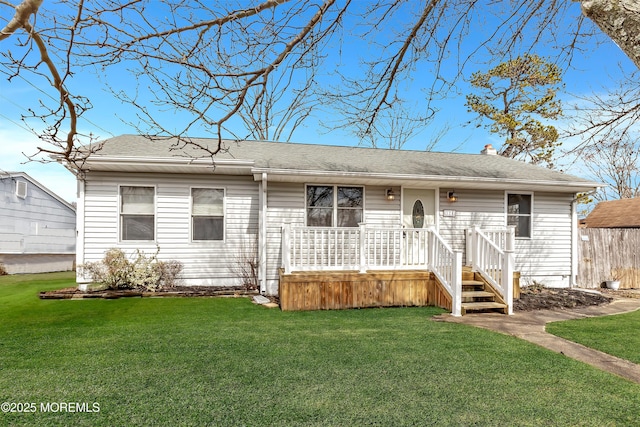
[402,189,436,266]
[402,189,435,229]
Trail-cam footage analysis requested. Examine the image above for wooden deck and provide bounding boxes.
[279,269,452,311]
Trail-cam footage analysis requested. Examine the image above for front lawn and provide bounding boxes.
[1,273,639,426]
[547,309,640,365]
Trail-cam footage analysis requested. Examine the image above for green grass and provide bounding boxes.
[548,309,640,365]
[1,273,639,426]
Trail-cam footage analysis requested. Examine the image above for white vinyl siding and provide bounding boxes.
[82,172,258,287]
[364,186,401,227]
[80,171,577,292]
[515,192,573,286]
[437,189,573,287]
[0,175,76,255]
[265,182,306,294]
[438,189,505,257]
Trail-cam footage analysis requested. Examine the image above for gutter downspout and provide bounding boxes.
[258,173,268,295]
[570,195,578,288]
[76,178,87,286]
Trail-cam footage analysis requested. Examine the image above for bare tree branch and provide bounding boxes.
[0,0,41,41]
[2,0,636,166]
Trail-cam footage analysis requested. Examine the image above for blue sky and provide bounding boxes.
[0,1,636,203]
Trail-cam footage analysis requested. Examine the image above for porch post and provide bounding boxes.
[451,251,463,317]
[502,225,516,314]
[281,223,291,274]
[506,225,516,253]
[503,225,516,315]
[465,228,473,268]
[472,225,481,272]
[502,250,514,315]
[358,223,367,273]
[427,226,436,270]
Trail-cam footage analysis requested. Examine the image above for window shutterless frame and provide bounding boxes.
[190,187,225,242]
[505,192,533,239]
[119,185,156,242]
[305,184,364,227]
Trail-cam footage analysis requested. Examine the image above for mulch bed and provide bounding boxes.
[514,286,614,312]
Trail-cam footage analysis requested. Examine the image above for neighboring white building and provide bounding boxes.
[0,172,76,274]
[70,135,600,313]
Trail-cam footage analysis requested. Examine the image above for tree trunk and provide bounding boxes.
[579,0,640,69]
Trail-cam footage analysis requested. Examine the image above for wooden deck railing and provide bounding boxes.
[429,229,462,316]
[468,225,515,314]
[281,223,463,316]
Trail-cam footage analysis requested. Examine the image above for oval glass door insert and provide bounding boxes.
[412,200,425,228]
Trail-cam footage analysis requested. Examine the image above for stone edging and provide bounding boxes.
[39,289,260,300]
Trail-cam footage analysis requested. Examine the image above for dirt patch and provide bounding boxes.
[514,285,613,311]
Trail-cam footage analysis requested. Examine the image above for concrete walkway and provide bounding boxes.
[434,297,640,384]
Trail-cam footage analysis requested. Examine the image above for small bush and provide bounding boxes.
[80,248,182,291]
[157,260,183,288]
[0,262,7,276]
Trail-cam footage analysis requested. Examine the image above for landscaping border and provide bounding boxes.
[39,287,260,300]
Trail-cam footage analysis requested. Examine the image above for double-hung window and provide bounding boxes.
[306,185,363,227]
[507,193,532,238]
[192,188,225,241]
[120,186,155,241]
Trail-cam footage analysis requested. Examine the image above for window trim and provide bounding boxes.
[505,191,533,239]
[190,186,226,242]
[305,184,365,227]
[119,185,156,242]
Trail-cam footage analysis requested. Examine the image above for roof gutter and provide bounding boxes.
[252,168,602,192]
[77,156,255,173]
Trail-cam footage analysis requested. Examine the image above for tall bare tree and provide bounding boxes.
[582,134,640,200]
[1,0,639,166]
[567,67,640,201]
[568,69,640,152]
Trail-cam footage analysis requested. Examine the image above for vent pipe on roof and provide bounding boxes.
[481,144,497,155]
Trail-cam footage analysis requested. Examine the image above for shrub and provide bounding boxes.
[80,248,182,291]
[0,262,7,276]
[157,260,183,288]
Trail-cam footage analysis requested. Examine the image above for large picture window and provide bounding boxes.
[192,188,224,241]
[507,193,532,238]
[121,186,155,241]
[306,185,363,227]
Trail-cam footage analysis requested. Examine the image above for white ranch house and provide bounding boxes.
[70,135,599,315]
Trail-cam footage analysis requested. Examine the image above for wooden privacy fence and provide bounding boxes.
[578,228,640,289]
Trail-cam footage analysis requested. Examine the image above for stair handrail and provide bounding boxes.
[428,226,462,317]
[471,225,514,315]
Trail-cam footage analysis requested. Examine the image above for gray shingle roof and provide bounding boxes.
[86,134,597,186]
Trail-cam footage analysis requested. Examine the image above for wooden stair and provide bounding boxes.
[460,269,508,315]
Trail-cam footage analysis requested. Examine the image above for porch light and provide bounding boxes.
[386,188,396,201]
[447,191,458,202]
